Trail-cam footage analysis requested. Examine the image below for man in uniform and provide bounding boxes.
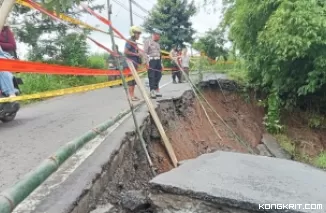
[124,26,142,101]
[144,30,163,99]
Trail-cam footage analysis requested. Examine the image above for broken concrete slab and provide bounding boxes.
[256,144,272,157]
[262,134,292,159]
[150,193,251,213]
[89,203,114,213]
[150,151,326,213]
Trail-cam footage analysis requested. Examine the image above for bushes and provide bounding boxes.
[220,0,326,131]
[19,53,109,95]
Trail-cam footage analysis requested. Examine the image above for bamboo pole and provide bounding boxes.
[0,0,15,31]
[126,60,178,168]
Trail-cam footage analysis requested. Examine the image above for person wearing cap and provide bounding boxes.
[124,26,142,101]
[144,30,163,99]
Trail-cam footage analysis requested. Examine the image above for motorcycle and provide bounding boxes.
[0,76,23,123]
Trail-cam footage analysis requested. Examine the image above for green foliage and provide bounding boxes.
[264,91,283,133]
[143,0,197,50]
[86,53,109,69]
[275,134,295,155]
[10,0,103,56]
[18,74,107,95]
[314,152,326,169]
[307,113,326,129]
[221,0,326,110]
[192,27,229,60]
[27,32,89,67]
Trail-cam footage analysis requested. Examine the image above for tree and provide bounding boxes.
[143,0,197,50]
[27,32,89,67]
[192,27,228,60]
[9,1,103,59]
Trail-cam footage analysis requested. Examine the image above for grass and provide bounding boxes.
[274,133,326,169]
[314,152,326,169]
[274,134,296,155]
[18,74,108,95]
[16,74,108,104]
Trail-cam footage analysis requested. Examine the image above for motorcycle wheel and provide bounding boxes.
[0,113,17,123]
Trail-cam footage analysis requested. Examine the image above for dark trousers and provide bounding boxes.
[172,71,182,82]
[148,59,162,91]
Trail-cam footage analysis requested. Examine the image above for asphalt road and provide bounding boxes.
[0,76,174,192]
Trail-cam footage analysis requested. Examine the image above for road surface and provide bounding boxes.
[0,76,174,192]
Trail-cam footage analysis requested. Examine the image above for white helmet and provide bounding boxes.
[129,26,142,36]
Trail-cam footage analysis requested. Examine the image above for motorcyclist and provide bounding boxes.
[0,24,17,59]
[0,23,20,114]
[0,48,20,113]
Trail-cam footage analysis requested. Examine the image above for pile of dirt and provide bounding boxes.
[147,87,265,173]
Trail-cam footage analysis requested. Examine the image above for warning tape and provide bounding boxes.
[15,0,116,37]
[17,0,171,56]
[0,76,138,103]
[23,1,167,74]
[0,58,137,76]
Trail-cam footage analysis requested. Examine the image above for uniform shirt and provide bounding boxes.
[181,55,190,68]
[125,38,141,65]
[144,39,161,59]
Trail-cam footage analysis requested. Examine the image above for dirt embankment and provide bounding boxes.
[147,85,265,173]
[94,81,326,213]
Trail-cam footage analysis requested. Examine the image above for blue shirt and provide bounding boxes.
[125,38,140,67]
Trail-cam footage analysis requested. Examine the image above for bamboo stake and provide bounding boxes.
[126,60,178,168]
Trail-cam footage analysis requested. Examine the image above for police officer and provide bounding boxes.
[124,26,142,101]
[144,30,163,99]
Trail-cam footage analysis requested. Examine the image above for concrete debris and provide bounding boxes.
[256,144,272,157]
[90,203,114,213]
[262,134,292,159]
[121,190,150,211]
[150,193,250,213]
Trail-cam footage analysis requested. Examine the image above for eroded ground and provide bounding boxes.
[148,88,265,173]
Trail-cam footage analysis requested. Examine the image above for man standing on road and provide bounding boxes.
[170,45,182,84]
[144,30,163,99]
[124,26,142,101]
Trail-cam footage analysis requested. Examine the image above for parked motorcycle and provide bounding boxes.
[0,76,23,123]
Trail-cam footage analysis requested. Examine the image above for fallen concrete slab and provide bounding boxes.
[262,133,292,159]
[150,151,326,213]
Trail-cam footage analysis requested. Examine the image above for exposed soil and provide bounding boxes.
[95,86,267,213]
[281,111,326,159]
[147,87,265,173]
[95,81,326,213]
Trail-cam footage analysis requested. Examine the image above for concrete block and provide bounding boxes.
[90,178,103,201]
[100,171,109,189]
[76,193,89,213]
[262,134,291,159]
[256,144,272,157]
[150,151,326,213]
